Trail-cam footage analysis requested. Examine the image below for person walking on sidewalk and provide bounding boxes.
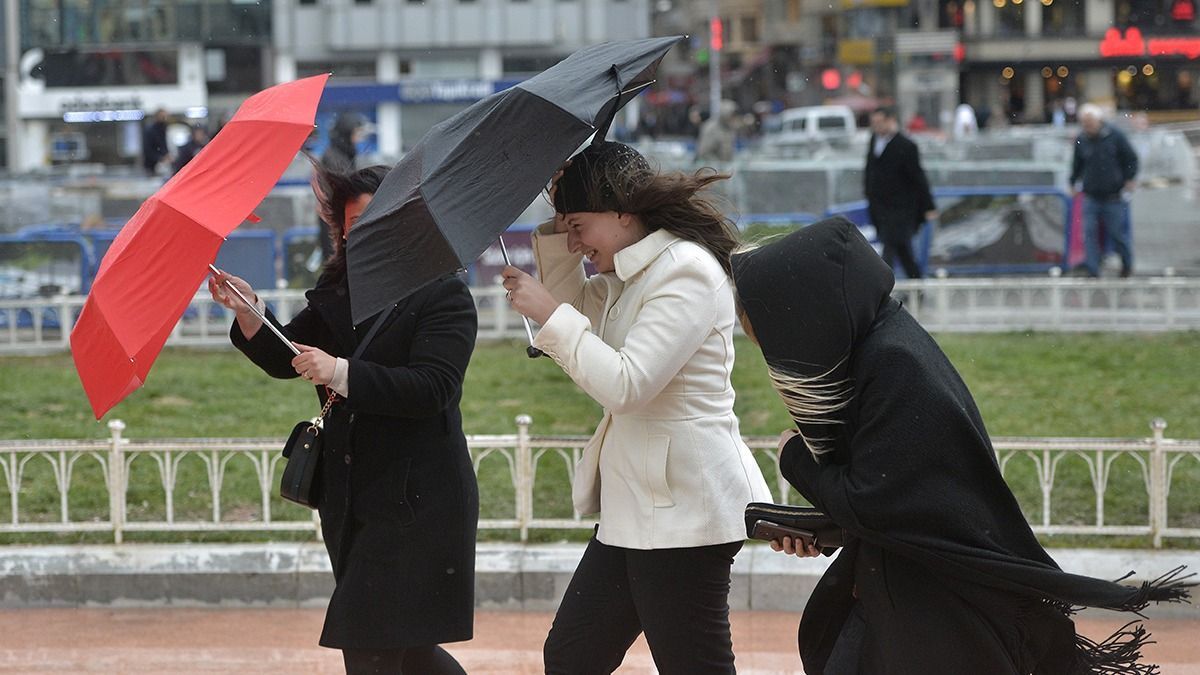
[732,218,1193,675]
[501,141,771,675]
[864,105,937,280]
[1070,103,1139,278]
[209,164,479,675]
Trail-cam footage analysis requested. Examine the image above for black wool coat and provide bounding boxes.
[232,272,479,650]
[732,218,1190,675]
[863,132,936,243]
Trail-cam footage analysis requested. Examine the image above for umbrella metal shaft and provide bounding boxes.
[208,264,301,356]
[498,238,545,359]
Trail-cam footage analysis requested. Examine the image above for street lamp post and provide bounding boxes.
[709,4,722,118]
[4,0,21,172]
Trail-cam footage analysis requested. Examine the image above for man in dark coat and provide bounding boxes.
[863,106,936,279]
[732,217,1192,675]
[141,109,170,176]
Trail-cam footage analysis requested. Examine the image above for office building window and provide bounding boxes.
[992,0,1024,36]
[740,16,759,43]
[1042,0,1084,35]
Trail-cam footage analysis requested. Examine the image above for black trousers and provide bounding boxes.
[544,536,744,675]
[881,235,923,280]
[341,645,465,675]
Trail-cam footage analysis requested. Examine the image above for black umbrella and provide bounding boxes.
[346,36,685,335]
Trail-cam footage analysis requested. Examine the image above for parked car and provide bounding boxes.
[761,105,857,146]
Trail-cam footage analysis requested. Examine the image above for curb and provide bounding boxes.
[1,543,1197,616]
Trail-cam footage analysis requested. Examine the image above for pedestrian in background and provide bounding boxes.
[696,99,738,163]
[733,218,1193,675]
[864,105,937,280]
[141,108,170,176]
[502,141,771,674]
[317,113,371,264]
[209,163,479,675]
[1070,103,1138,278]
[172,124,209,175]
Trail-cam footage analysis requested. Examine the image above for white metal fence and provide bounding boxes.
[2,276,1200,355]
[1,417,1197,548]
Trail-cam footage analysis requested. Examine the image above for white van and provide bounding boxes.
[762,105,857,145]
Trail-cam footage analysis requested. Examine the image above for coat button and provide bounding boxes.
[608,306,620,319]
[344,455,352,465]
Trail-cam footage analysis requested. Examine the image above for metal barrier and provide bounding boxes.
[826,185,1074,277]
[1,417,1196,547]
[2,276,1199,355]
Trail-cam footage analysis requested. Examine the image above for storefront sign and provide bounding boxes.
[838,39,876,65]
[1099,27,1200,60]
[17,87,206,119]
[319,79,523,108]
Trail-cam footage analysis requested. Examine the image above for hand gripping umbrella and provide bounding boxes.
[346,36,684,355]
[70,75,329,418]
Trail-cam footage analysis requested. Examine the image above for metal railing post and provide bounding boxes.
[515,414,533,543]
[107,419,127,545]
[1150,418,1168,549]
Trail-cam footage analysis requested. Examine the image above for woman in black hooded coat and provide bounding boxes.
[731,217,1192,675]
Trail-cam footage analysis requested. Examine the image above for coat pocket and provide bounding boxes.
[391,456,417,528]
[645,434,675,508]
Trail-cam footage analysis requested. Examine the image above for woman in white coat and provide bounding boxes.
[502,141,771,674]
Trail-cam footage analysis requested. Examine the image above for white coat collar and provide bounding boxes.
[613,228,682,281]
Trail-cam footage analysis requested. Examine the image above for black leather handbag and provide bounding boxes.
[280,394,335,508]
[744,502,846,550]
[279,304,395,509]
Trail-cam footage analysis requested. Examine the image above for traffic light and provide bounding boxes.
[710,17,723,52]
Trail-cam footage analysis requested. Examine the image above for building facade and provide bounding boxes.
[7,0,651,171]
[12,1,273,170]
[274,0,651,158]
[960,0,1200,124]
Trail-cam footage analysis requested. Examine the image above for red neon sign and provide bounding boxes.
[1148,38,1200,59]
[1099,26,1200,60]
[1099,27,1145,57]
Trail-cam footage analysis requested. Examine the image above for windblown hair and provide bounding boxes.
[554,142,739,277]
[307,155,389,282]
[764,359,854,458]
[589,161,741,277]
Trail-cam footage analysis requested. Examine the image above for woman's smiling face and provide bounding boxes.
[563,211,645,273]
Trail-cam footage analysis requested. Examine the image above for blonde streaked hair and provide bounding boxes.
[765,360,853,458]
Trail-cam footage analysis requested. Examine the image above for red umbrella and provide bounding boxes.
[70,74,329,419]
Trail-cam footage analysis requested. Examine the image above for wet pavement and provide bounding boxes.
[1,608,1197,674]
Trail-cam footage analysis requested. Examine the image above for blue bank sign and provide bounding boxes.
[319,79,523,108]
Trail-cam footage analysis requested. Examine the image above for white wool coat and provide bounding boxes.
[531,223,771,549]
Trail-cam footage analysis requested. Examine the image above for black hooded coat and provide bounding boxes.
[732,217,1191,675]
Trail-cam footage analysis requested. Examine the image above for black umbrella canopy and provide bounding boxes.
[346,35,684,324]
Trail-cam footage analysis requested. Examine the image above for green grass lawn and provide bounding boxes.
[2,332,1198,547]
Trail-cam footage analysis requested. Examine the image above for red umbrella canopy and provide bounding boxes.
[70,74,329,419]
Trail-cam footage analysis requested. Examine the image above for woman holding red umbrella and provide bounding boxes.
[209,164,478,675]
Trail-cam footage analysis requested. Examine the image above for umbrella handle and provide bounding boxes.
[497,238,547,359]
[208,264,301,356]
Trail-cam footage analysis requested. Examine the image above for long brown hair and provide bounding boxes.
[555,142,740,277]
[309,157,389,282]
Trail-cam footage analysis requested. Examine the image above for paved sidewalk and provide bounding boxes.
[1,608,1197,674]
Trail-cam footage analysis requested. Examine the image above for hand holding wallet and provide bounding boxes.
[745,502,845,550]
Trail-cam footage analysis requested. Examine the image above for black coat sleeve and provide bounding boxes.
[342,276,478,419]
[780,343,1030,555]
[904,140,936,215]
[230,305,325,379]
